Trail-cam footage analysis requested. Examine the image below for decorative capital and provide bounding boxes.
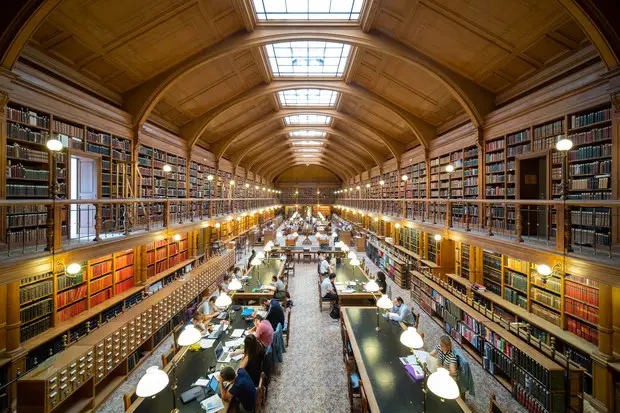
[0,91,9,111]
[611,92,620,112]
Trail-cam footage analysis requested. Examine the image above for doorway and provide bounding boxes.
[70,155,98,239]
[517,154,549,238]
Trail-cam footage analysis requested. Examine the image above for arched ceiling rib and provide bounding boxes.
[229,126,384,168]
[255,150,358,178]
[262,157,352,182]
[181,80,435,149]
[209,109,402,161]
[123,26,495,129]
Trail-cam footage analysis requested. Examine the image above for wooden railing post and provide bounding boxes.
[556,204,565,253]
[446,201,452,228]
[465,202,471,232]
[515,204,523,242]
[94,203,102,241]
[486,203,494,236]
[164,201,171,228]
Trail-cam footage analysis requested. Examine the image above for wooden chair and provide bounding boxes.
[489,392,504,413]
[284,309,291,347]
[303,253,312,263]
[318,280,336,312]
[256,372,266,412]
[345,353,364,412]
[172,324,183,353]
[161,345,175,368]
[123,388,139,411]
[414,312,420,329]
[359,381,370,413]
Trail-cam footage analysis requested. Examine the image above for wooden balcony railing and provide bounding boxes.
[0,197,280,256]
[335,197,620,259]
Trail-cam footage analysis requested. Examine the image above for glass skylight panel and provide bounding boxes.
[291,140,324,146]
[289,130,327,138]
[301,154,321,158]
[266,41,351,77]
[278,89,338,106]
[254,0,364,21]
[284,114,332,125]
[295,148,321,153]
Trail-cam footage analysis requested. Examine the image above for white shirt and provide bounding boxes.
[321,277,333,296]
[319,259,330,274]
[274,279,285,291]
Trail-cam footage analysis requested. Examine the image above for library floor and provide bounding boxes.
[96,229,592,413]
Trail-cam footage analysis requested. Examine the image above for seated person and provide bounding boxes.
[232,335,265,386]
[273,275,286,300]
[189,313,207,332]
[260,297,285,330]
[321,273,338,300]
[430,335,459,379]
[219,274,231,294]
[198,296,221,321]
[376,271,387,293]
[218,367,256,413]
[232,266,242,280]
[248,316,274,348]
[387,297,416,325]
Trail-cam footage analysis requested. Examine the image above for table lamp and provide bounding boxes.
[292,232,298,238]
[400,327,424,350]
[256,251,265,260]
[347,251,357,259]
[136,366,169,398]
[331,232,337,237]
[341,244,350,253]
[427,368,460,400]
[251,257,262,277]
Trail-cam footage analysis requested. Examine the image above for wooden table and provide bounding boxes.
[341,307,470,413]
[128,306,261,413]
[232,258,285,303]
[270,246,342,262]
[335,263,375,306]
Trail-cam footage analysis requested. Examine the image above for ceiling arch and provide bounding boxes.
[229,126,383,168]
[234,134,374,172]
[123,26,495,130]
[249,145,364,177]
[209,108,402,161]
[264,157,351,182]
[181,80,436,149]
[256,152,357,179]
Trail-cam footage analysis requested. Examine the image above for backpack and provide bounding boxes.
[330,303,340,319]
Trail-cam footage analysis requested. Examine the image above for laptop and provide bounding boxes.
[205,375,220,397]
[214,342,231,363]
[207,324,224,339]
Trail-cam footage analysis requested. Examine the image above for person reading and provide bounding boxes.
[386,297,416,325]
[430,335,459,379]
[248,316,274,348]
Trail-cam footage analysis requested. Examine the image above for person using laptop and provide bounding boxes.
[190,313,208,332]
[248,316,274,348]
[198,296,221,321]
[231,335,265,386]
[218,366,256,413]
[219,274,231,294]
[232,266,242,280]
[376,271,387,293]
[318,253,330,276]
[260,297,285,330]
[387,297,417,325]
[321,273,338,301]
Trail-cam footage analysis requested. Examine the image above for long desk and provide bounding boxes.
[128,307,258,413]
[232,258,285,303]
[342,307,469,413]
[335,263,375,305]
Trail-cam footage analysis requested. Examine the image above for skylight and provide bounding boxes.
[296,148,321,153]
[301,154,321,158]
[266,41,351,77]
[253,0,364,21]
[284,114,332,125]
[278,89,339,107]
[289,130,327,138]
[291,140,324,146]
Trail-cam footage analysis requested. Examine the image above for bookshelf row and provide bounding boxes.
[411,270,583,413]
[18,250,236,413]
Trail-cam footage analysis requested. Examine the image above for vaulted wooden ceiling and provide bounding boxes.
[17,0,604,182]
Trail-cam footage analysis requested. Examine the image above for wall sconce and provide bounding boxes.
[55,262,82,278]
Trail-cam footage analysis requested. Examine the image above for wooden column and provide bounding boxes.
[6,281,20,353]
[599,283,614,356]
[137,245,147,285]
[0,93,7,244]
[0,284,6,352]
[613,285,620,358]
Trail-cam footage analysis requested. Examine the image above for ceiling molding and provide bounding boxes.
[257,151,356,180]
[264,158,350,182]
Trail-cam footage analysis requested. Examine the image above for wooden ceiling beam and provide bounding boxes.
[0,0,61,70]
[124,26,495,132]
[208,108,399,162]
[181,79,433,151]
[263,157,351,182]
[255,149,356,179]
[229,125,384,167]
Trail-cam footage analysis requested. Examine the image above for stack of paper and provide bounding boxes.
[200,339,215,349]
[230,329,245,338]
[201,394,225,413]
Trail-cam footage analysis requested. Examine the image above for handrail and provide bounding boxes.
[0,197,278,206]
[335,197,620,207]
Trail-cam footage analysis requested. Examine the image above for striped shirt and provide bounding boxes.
[434,345,458,371]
